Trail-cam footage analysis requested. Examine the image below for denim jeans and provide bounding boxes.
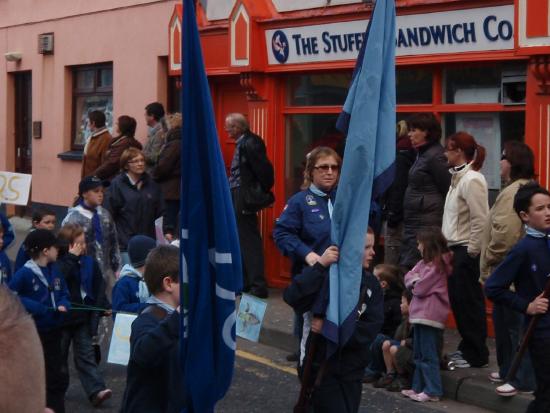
[60,323,107,399]
[492,302,536,391]
[365,333,390,375]
[412,324,443,397]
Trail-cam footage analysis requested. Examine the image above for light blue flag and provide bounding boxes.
[180,0,243,411]
[323,0,396,349]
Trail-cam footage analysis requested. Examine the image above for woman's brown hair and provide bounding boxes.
[120,148,144,171]
[446,131,486,171]
[301,146,342,190]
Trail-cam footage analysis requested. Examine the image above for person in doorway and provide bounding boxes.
[15,207,57,272]
[143,102,167,172]
[81,110,112,178]
[93,115,143,181]
[225,112,274,299]
[480,141,536,396]
[400,113,450,270]
[485,182,550,413]
[442,132,490,368]
[104,148,164,265]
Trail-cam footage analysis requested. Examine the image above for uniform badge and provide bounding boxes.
[305,195,317,206]
[532,264,537,272]
[54,278,61,291]
[319,214,325,220]
[311,208,320,213]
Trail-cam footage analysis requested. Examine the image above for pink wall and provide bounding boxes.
[0,0,179,207]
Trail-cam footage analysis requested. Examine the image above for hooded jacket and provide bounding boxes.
[112,264,150,316]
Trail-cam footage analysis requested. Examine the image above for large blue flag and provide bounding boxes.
[323,0,396,349]
[180,0,243,411]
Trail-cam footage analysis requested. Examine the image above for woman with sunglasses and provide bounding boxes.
[273,146,341,361]
[480,141,536,396]
[103,148,164,266]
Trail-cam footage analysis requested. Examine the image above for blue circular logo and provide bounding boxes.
[271,30,289,64]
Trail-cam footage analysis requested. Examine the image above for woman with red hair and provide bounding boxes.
[442,132,490,369]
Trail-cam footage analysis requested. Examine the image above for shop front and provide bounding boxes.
[170,0,549,288]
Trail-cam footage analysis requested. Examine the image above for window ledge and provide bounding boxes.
[57,150,83,161]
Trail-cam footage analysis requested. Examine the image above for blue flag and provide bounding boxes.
[323,0,396,349]
[180,0,243,411]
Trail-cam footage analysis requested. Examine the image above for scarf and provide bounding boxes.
[525,225,550,248]
[146,295,176,315]
[119,264,150,303]
[24,260,56,308]
[79,200,103,244]
[309,184,334,218]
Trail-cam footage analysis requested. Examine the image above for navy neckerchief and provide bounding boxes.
[309,184,334,218]
[525,225,550,249]
[79,255,95,302]
[79,200,103,244]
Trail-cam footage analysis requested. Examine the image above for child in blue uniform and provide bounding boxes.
[9,229,71,413]
[485,182,550,413]
[112,235,156,317]
[0,219,12,284]
[14,207,56,272]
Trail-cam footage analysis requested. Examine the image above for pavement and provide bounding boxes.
[4,216,534,412]
[257,288,534,413]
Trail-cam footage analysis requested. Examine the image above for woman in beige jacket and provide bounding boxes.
[442,132,489,368]
[480,141,536,396]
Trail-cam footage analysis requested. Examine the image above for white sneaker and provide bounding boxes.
[496,383,518,397]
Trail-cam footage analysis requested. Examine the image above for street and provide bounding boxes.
[64,337,491,413]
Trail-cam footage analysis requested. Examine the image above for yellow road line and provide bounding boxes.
[236,349,297,376]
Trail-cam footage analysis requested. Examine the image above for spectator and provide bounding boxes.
[442,132,489,368]
[104,148,164,265]
[93,115,142,181]
[480,141,536,395]
[81,111,112,178]
[154,113,182,240]
[226,113,274,299]
[143,102,167,172]
[374,264,404,338]
[383,120,415,265]
[400,114,450,270]
[15,207,56,272]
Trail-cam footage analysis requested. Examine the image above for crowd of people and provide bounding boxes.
[275,113,550,412]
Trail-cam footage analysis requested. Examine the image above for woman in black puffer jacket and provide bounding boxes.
[399,113,450,270]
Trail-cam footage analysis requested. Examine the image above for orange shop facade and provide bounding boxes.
[171,0,550,288]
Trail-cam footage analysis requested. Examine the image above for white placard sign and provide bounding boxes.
[266,5,513,65]
[0,171,32,206]
[107,313,137,366]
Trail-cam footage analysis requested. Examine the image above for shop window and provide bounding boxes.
[444,66,502,104]
[287,73,352,106]
[72,64,113,150]
[397,68,432,104]
[285,114,345,199]
[443,111,525,191]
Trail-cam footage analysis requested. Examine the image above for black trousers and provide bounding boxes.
[231,188,267,293]
[40,329,69,413]
[527,338,550,413]
[312,376,362,413]
[448,246,489,367]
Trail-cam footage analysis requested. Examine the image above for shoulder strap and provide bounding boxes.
[141,304,168,320]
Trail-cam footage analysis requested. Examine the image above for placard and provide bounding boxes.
[107,313,137,366]
[0,171,32,206]
[236,294,267,343]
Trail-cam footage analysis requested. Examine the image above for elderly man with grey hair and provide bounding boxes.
[225,113,274,298]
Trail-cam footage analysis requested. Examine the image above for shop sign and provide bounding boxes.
[266,5,513,64]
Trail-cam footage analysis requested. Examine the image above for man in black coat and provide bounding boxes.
[225,113,274,298]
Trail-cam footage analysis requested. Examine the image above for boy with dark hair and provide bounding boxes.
[15,207,56,272]
[121,245,186,413]
[485,182,550,413]
[8,229,71,413]
[0,219,12,284]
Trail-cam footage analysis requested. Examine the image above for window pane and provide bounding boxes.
[444,66,501,104]
[287,73,352,106]
[285,114,345,199]
[74,95,113,148]
[442,112,524,191]
[76,70,95,90]
[397,68,432,104]
[98,68,113,88]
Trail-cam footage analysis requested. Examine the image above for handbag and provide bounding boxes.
[241,180,275,212]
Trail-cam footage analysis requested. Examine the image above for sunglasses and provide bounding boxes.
[314,164,340,172]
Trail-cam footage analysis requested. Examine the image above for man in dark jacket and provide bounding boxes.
[225,113,274,298]
[121,245,186,413]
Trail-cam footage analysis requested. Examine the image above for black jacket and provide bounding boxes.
[284,263,384,380]
[384,145,415,228]
[240,130,274,192]
[381,287,403,338]
[103,172,164,252]
[121,305,186,413]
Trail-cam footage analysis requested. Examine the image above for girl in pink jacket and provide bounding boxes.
[402,228,452,402]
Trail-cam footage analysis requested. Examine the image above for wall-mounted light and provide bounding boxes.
[4,52,22,62]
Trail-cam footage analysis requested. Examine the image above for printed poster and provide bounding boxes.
[107,313,137,366]
[236,294,267,343]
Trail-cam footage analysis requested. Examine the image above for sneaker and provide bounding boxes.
[454,359,471,368]
[363,372,382,384]
[91,389,112,407]
[489,372,504,383]
[496,383,518,397]
[410,392,440,402]
[386,376,411,392]
[373,372,396,388]
[401,389,417,398]
[447,350,463,360]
